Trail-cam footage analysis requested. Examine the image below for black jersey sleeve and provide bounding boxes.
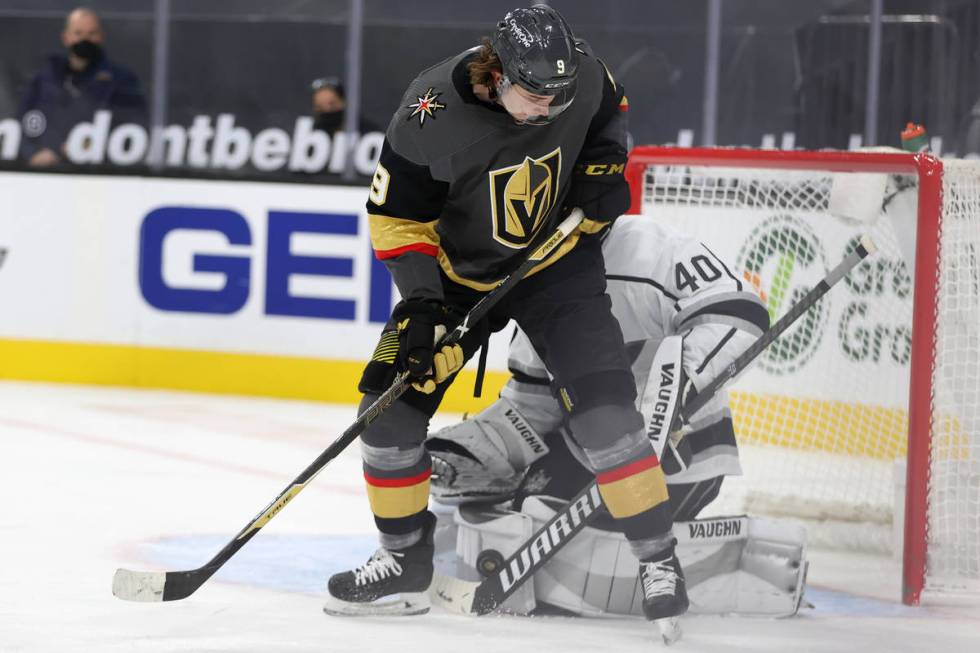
[565,59,631,231]
[366,138,449,301]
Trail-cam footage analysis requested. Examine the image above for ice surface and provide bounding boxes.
[1,381,978,652]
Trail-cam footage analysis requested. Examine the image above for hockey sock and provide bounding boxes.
[358,394,433,550]
[574,412,674,558]
[633,533,677,563]
[361,443,431,551]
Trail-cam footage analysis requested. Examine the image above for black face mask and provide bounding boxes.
[314,110,345,133]
[69,40,104,65]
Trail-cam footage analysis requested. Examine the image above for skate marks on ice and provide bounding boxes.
[139,534,932,613]
[130,535,670,648]
[131,532,980,650]
[136,533,378,595]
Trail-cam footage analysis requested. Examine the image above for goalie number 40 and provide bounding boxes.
[674,255,723,292]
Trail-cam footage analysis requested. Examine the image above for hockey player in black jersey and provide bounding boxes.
[325,5,687,631]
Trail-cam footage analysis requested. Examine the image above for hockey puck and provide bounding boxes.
[476,549,505,578]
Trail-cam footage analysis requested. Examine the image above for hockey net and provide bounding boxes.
[626,146,979,605]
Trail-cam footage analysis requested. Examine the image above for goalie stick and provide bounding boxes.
[112,209,585,603]
[431,234,878,619]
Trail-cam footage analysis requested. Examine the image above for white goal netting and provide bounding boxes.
[928,160,980,593]
[631,148,980,601]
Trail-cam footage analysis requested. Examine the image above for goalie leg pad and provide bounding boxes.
[440,503,538,614]
[676,516,807,618]
[515,498,809,618]
[433,498,808,618]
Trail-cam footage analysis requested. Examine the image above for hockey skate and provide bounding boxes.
[640,548,689,645]
[324,511,436,617]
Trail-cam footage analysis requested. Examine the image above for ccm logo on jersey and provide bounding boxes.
[577,163,625,175]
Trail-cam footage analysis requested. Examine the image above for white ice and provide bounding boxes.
[2,381,978,652]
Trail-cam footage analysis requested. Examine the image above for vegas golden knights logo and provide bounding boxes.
[489,148,562,248]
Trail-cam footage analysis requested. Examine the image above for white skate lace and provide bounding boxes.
[353,549,404,586]
[642,560,678,598]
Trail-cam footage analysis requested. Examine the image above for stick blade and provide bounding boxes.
[428,572,479,615]
[113,568,167,602]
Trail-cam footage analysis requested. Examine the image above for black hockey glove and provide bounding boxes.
[392,299,464,394]
[565,143,632,225]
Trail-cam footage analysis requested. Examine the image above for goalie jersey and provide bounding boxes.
[506,214,770,483]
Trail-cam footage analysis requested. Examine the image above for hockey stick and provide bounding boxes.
[432,234,878,616]
[112,208,585,603]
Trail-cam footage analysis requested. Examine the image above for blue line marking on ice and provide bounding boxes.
[141,535,377,595]
[804,588,923,618]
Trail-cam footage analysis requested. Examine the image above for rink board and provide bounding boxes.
[0,171,508,411]
[0,171,920,456]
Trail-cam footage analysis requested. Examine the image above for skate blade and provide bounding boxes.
[323,592,430,617]
[655,617,682,646]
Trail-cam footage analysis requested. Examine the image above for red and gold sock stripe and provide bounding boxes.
[595,455,669,519]
[364,468,431,520]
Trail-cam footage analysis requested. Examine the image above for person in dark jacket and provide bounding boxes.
[958,99,980,157]
[310,76,379,136]
[17,7,145,167]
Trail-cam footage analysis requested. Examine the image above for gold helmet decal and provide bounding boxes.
[489,148,562,248]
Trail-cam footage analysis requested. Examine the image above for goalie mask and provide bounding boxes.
[491,5,579,125]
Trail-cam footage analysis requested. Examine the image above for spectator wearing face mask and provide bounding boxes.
[310,76,378,137]
[17,6,146,168]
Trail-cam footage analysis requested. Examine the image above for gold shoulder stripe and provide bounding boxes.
[368,214,440,252]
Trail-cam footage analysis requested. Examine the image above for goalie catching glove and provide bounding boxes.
[427,397,550,504]
[392,299,464,394]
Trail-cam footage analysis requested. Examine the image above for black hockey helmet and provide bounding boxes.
[491,5,579,123]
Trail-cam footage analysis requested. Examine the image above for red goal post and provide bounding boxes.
[625,146,976,606]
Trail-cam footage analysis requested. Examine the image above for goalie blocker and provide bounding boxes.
[433,500,808,618]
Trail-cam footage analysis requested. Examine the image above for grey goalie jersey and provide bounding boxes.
[505,213,770,483]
